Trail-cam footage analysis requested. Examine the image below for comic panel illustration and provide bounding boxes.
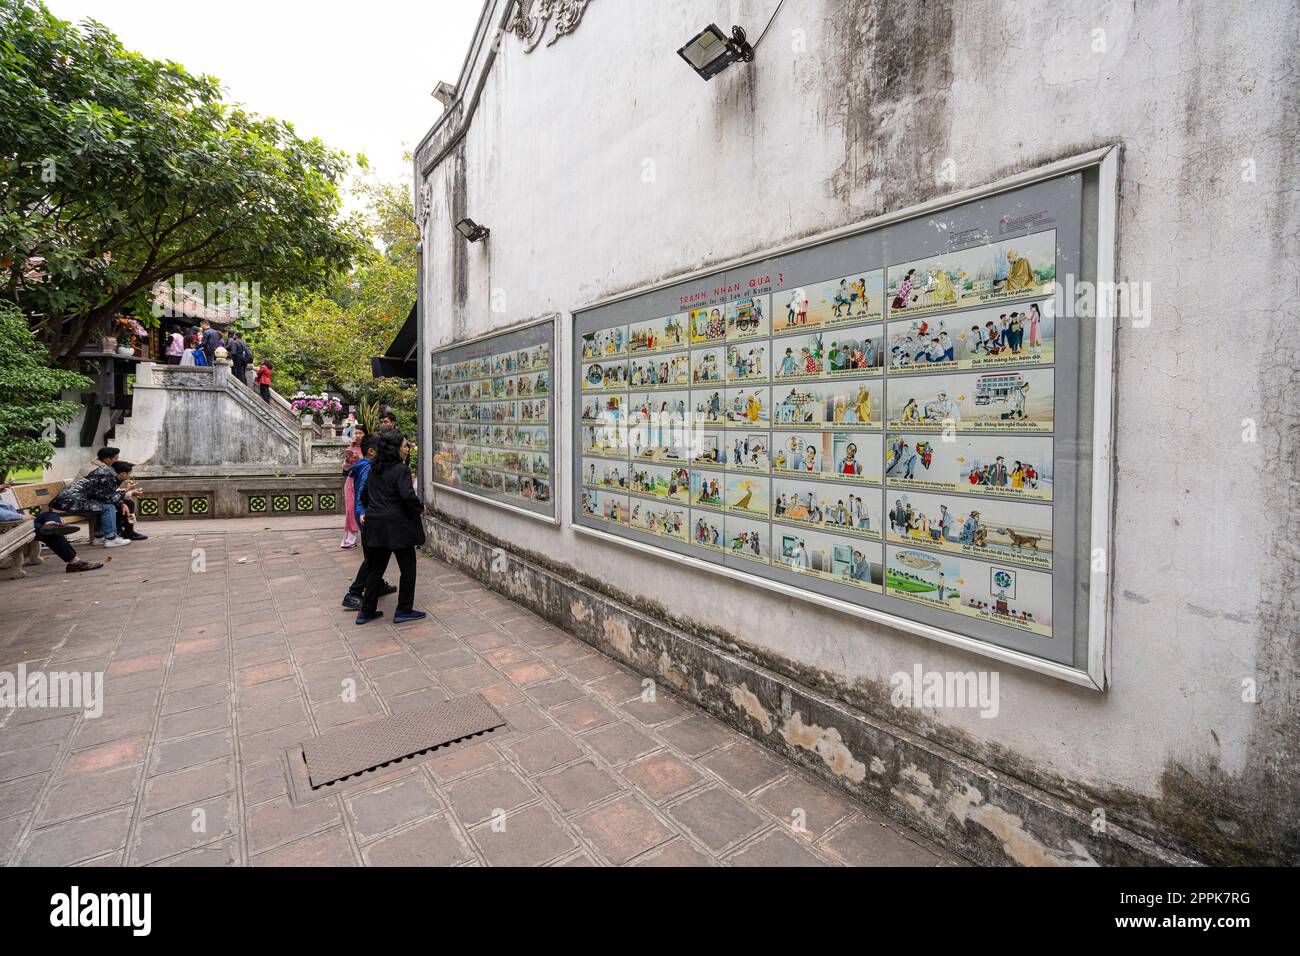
[887,299,1055,373]
[886,370,1054,432]
[690,345,726,386]
[630,349,691,389]
[772,325,883,382]
[629,313,689,354]
[726,431,771,473]
[628,498,689,543]
[771,379,881,429]
[580,420,627,459]
[772,477,881,540]
[690,509,726,554]
[724,474,770,518]
[884,490,1052,570]
[884,433,1053,501]
[628,391,690,462]
[774,270,884,333]
[690,470,725,511]
[582,357,628,392]
[726,340,771,384]
[771,431,882,484]
[581,392,625,425]
[581,325,627,359]
[689,305,727,345]
[629,462,690,504]
[886,546,1053,637]
[517,342,550,371]
[516,370,550,398]
[885,230,1056,318]
[690,387,728,426]
[687,429,726,469]
[774,529,883,592]
[725,294,770,343]
[582,457,628,492]
[723,386,771,428]
[580,489,630,527]
[723,513,770,565]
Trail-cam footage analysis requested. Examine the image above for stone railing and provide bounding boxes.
[118,362,346,477]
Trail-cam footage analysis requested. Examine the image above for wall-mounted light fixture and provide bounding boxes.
[455,218,490,243]
[677,24,753,81]
[431,81,457,108]
[678,2,785,82]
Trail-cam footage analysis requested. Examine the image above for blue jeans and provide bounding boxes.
[93,503,117,539]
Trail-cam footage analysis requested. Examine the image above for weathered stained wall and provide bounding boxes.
[414,0,1300,863]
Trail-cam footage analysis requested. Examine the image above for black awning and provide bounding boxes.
[371,302,418,380]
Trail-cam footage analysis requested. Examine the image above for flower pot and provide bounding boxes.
[101,336,118,353]
[116,345,135,357]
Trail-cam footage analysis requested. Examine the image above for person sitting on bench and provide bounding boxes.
[0,499,102,572]
[111,461,149,541]
[77,446,120,479]
[49,459,135,548]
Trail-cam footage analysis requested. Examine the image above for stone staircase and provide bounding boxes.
[114,362,349,477]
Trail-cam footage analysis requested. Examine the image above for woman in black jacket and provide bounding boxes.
[357,431,427,625]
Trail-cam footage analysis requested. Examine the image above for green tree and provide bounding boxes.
[248,160,417,400]
[0,300,92,480]
[0,0,367,364]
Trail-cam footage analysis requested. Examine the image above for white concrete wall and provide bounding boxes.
[415,0,1299,856]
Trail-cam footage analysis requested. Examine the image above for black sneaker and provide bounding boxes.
[379,581,397,596]
[126,531,150,541]
[341,594,362,610]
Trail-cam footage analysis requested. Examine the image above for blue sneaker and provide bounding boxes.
[393,610,427,624]
[355,609,384,625]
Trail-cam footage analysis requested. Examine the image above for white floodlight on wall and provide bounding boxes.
[432,81,457,108]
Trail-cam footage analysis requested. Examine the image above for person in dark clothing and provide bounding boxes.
[111,461,149,541]
[341,435,396,610]
[356,431,427,625]
[35,514,102,572]
[49,460,133,547]
[0,496,101,572]
[200,321,222,363]
[230,332,251,384]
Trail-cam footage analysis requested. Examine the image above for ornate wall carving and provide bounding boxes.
[507,0,592,53]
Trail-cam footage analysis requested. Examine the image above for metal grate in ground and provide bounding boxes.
[301,695,506,788]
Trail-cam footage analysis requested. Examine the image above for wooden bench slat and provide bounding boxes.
[11,481,67,510]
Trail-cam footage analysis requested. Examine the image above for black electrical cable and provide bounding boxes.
[752,0,787,49]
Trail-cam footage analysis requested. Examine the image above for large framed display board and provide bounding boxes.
[570,149,1118,688]
[431,316,559,523]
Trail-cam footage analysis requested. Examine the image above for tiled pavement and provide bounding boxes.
[0,521,963,867]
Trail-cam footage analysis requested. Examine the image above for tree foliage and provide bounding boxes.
[0,0,367,364]
[0,299,92,479]
[248,160,418,401]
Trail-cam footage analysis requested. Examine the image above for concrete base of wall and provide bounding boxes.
[423,512,1198,867]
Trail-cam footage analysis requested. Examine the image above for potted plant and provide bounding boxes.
[320,396,343,427]
[290,391,314,425]
[112,316,148,357]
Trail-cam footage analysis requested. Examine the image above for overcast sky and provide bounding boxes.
[43,0,484,197]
